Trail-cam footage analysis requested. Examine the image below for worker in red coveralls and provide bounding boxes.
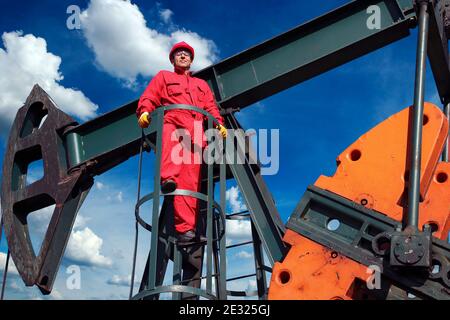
[136,41,227,244]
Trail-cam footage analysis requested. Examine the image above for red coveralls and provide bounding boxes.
[137,69,224,233]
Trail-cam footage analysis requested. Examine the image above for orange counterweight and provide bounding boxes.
[269,103,449,299]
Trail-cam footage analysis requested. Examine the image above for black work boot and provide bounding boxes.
[161,179,177,194]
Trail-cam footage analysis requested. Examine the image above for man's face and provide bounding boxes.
[172,49,192,69]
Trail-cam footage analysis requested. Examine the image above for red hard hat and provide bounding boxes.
[169,41,195,62]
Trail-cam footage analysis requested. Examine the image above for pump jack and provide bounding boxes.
[1,0,449,299]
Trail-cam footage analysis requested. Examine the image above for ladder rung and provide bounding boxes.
[226,210,250,221]
[227,210,249,217]
[226,214,250,220]
[226,240,253,249]
[226,273,256,282]
[227,290,248,297]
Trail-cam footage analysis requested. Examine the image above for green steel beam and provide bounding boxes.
[65,100,145,172]
[198,0,416,109]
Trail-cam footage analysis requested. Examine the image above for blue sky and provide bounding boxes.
[0,0,446,300]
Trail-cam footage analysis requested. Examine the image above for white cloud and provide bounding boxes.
[8,281,25,293]
[66,227,113,268]
[27,207,89,235]
[225,186,251,244]
[79,0,218,85]
[226,278,258,299]
[226,186,247,213]
[27,206,90,258]
[226,220,251,242]
[26,162,44,185]
[235,251,252,259]
[49,289,63,300]
[106,191,124,203]
[0,252,19,276]
[106,274,139,287]
[0,31,98,137]
[95,182,104,190]
[159,8,173,24]
[246,279,257,295]
[27,205,55,235]
[116,191,123,203]
[112,248,125,260]
[73,215,91,230]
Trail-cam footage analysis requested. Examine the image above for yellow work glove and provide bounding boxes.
[216,124,227,138]
[138,112,151,128]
